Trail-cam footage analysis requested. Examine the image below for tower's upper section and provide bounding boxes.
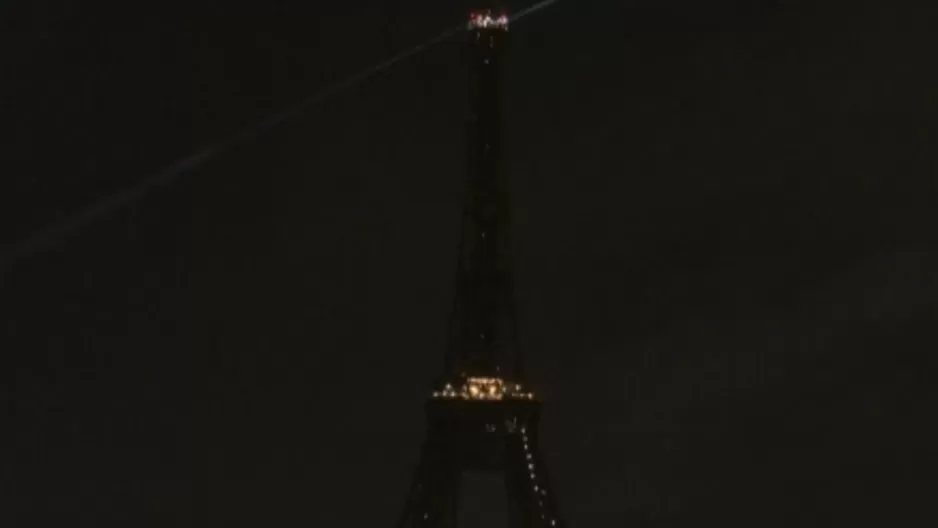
[441,6,522,389]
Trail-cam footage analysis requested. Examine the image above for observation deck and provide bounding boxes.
[469,10,509,31]
[431,376,535,401]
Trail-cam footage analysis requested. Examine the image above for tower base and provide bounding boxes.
[394,398,565,528]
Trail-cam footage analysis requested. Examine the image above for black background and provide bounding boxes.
[2,0,936,526]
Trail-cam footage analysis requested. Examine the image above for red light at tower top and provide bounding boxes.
[469,9,509,30]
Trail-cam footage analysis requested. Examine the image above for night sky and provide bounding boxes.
[3,0,937,526]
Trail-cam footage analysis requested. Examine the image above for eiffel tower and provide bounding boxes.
[393,5,566,527]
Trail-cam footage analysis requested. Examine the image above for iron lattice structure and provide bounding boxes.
[393,5,566,527]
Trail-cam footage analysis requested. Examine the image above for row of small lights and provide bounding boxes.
[431,378,534,400]
[521,426,557,527]
[468,12,510,30]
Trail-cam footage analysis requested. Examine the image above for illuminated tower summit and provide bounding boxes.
[393,6,566,527]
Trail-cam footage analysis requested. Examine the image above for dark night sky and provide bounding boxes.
[2,0,937,526]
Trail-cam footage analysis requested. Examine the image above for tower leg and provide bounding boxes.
[503,429,565,528]
[394,438,462,528]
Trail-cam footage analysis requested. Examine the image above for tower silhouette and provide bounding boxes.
[393,6,566,527]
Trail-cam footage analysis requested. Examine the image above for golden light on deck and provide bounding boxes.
[430,377,534,400]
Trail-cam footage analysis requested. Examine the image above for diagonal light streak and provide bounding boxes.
[0,0,565,271]
[511,0,563,22]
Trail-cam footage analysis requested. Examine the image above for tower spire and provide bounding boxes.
[445,5,520,381]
